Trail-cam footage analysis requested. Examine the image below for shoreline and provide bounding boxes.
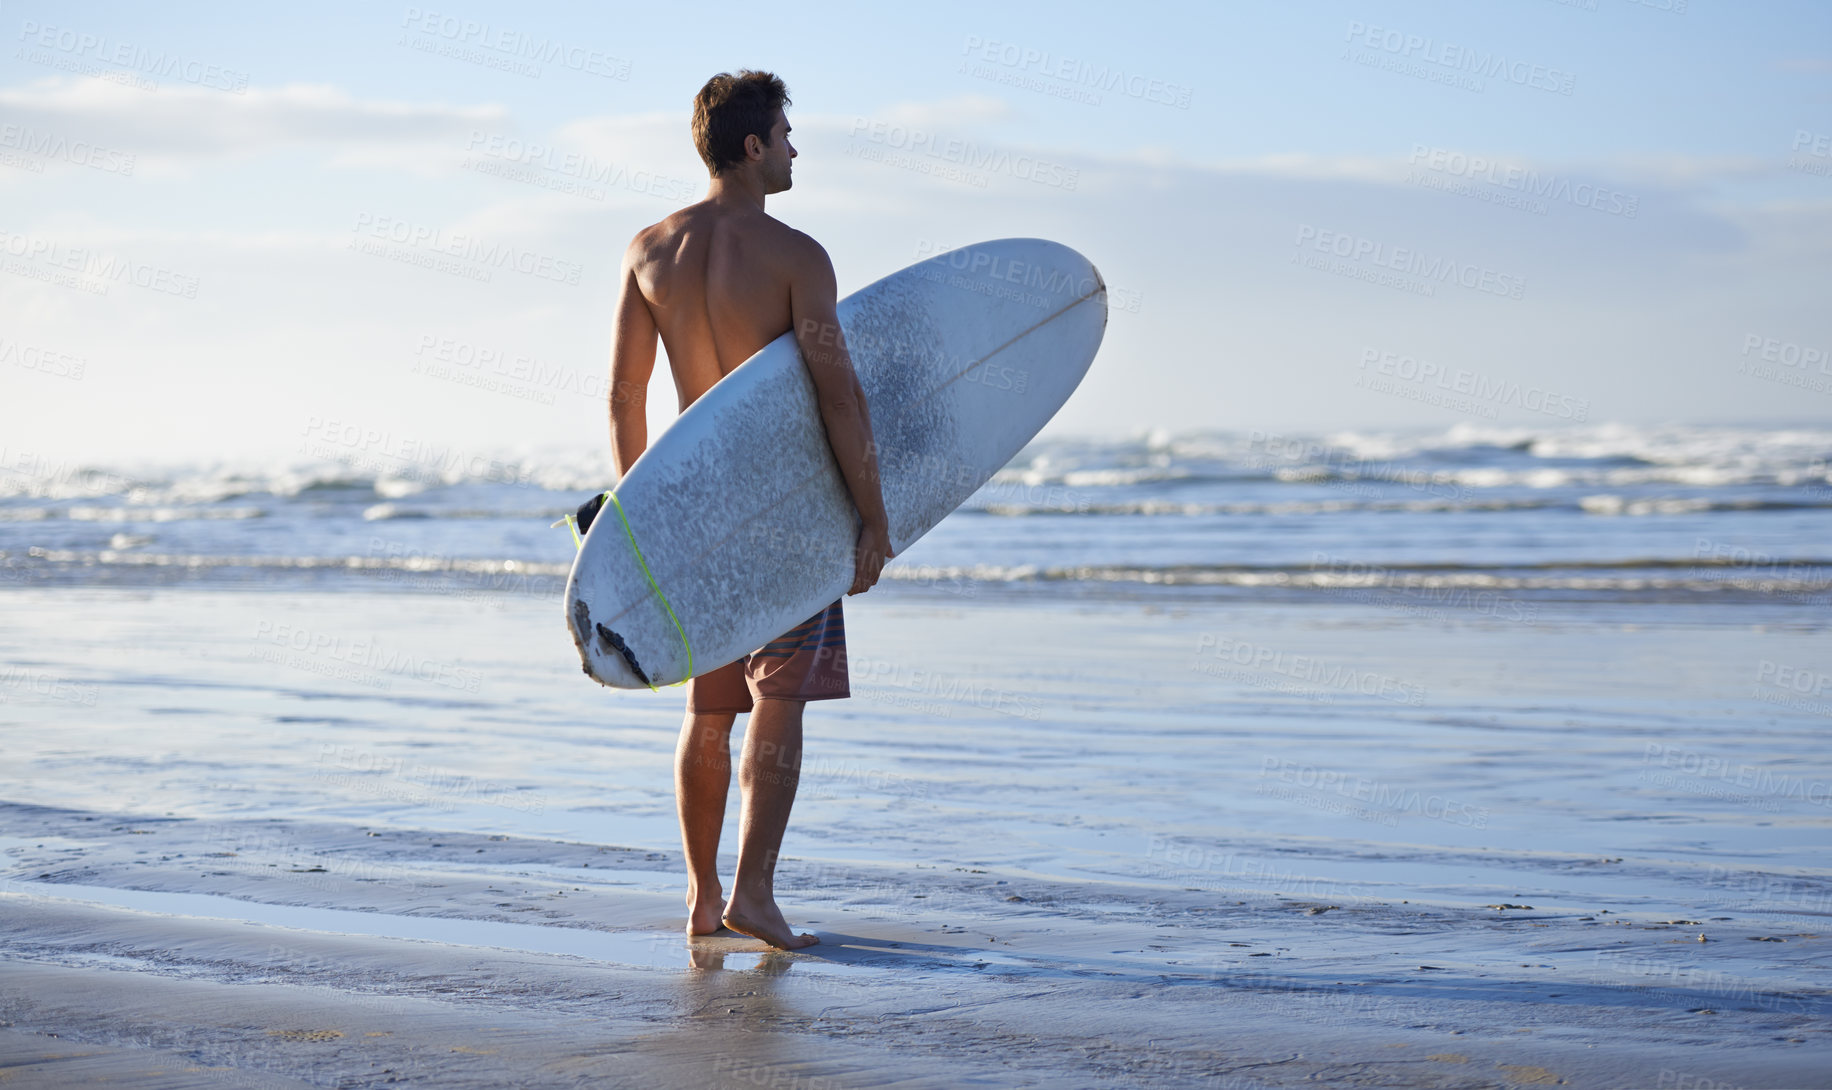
[4,799,1828,1088]
[1,585,1828,1085]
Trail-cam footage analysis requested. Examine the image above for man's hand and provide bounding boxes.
[850,518,893,596]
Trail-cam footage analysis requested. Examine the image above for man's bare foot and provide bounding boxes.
[722,890,820,950]
[686,887,728,936]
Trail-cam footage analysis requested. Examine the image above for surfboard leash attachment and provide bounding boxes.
[553,490,610,550]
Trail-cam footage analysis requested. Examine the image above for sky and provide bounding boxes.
[2,0,1830,464]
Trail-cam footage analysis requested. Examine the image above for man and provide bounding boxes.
[606,70,892,950]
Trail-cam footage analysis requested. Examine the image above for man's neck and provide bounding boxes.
[705,172,767,211]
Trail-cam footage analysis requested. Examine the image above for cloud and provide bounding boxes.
[868,94,1015,128]
[1716,198,1832,259]
[550,110,705,180]
[12,77,1755,212]
[1595,154,1785,186]
[0,78,508,162]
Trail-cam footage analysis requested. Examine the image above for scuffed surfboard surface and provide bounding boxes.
[566,238,1107,688]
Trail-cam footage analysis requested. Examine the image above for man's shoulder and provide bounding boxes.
[625,210,689,262]
[621,205,829,281]
[762,219,830,272]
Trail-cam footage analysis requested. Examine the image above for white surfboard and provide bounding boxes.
[565,238,1106,689]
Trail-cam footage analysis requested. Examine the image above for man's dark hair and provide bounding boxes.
[692,70,790,176]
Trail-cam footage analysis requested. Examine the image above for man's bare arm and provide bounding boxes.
[789,238,892,595]
[608,246,658,481]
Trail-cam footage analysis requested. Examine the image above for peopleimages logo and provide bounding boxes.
[0,124,136,175]
[16,19,250,92]
[398,7,631,80]
[1295,225,1526,300]
[1192,634,1428,706]
[1343,21,1576,96]
[349,213,584,286]
[0,338,87,381]
[1408,145,1638,218]
[0,229,199,298]
[1258,758,1489,828]
[1358,347,1589,421]
[1738,333,1832,397]
[916,243,1102,300]
[958,35,1194,109]
[252,620,483,692]
[848,118,1079,190]
[1741,334,1831,375]
[299,416,537,486]
[463,132,696,203]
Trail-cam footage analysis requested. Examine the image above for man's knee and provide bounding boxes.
[747,699,806,718]
[683,710,737,738]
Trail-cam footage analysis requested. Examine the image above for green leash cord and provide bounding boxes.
[556,491,692,691]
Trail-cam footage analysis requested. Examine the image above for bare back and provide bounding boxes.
[628,203,808,412]
[604,94,890,635]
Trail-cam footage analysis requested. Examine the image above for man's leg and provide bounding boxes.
[675,708,736,935]
[722,696,819,949]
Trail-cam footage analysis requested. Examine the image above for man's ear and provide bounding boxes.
[744,133,763,161]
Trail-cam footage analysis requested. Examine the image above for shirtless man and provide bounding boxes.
[606,70,892,950]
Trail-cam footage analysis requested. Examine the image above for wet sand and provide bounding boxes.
[1,587,1829,1087]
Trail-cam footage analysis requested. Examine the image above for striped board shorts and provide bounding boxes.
[685,600,849,713]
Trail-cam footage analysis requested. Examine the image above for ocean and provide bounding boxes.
[5,422,1829,604]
